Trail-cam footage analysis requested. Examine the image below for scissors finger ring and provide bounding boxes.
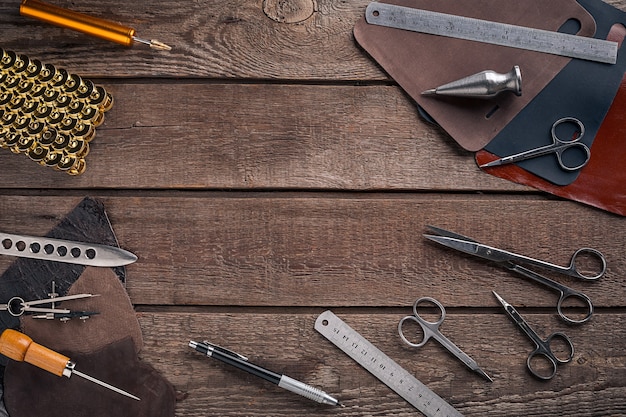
[398,297,445,348]
[527,332,574,380]
[551,117,590,171]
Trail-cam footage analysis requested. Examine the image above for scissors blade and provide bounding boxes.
[425,225,480,243]
[424,234,517,264]
[492,291,520,322]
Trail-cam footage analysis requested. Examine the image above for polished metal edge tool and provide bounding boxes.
[365,2,618,64]
[0,232,137,267]
[423,66,522,98]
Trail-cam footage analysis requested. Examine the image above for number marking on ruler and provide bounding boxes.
[315,310,463,417]
[365,2,618,64]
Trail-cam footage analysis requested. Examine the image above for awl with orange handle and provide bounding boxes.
[20,0,171,51]
[0,329,140,401]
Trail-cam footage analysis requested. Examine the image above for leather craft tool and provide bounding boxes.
[480,117,590,171]
[189,340,344,407]
[0,328,140,400]
[493,291,574,380]
[0,232,137,267]
[425,226,604,324]
[316,310,463,417]
[20,0,171,51]
[29,281,99,321]
[0,293,97,317]
[423,66,522,98]
[365,2,618,64]
[398,297,492,381]
[354,0,597,151]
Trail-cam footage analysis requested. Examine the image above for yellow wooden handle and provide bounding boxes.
[0,329,69,377]
[20,0,135,46]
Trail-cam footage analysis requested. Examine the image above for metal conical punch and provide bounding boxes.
[422,66,522,98]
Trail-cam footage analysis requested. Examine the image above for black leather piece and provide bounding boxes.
[483,0,626,185]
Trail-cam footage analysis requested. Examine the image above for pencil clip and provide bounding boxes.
[203,341,249,361]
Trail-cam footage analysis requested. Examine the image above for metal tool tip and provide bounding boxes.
[338,402,346,407]
[479,160,500,168]
[492,291,505,304]
[150,39,172,51]
[478,368,493,382]
[421,88,437,95]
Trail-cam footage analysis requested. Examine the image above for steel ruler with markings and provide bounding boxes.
[315,310,463,417]
[365,2,618,64]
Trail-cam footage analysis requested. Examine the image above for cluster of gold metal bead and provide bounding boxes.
[0,48,113,175]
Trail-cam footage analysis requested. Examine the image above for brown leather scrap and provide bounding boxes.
[4,337,176,417]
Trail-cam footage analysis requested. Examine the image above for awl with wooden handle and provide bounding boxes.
[0,329,140,401]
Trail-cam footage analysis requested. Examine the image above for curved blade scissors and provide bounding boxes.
[480,117,591,172]
[493,291,574,380]
[398,297,492,381]
[424,226,605,324]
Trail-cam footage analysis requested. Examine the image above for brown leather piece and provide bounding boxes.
[4,337,176,417]
[354,0,596,151]
[20,267,143,354]
[476,73,626,216]
[476,25,626,216]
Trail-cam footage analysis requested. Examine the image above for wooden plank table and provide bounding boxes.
[1,0,625,415]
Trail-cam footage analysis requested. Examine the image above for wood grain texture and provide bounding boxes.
[0,83,524,191]
[138,312,626,416]
[0,195,622,308]
[1,0,625,415]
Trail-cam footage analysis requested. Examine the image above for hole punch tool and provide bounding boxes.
[424,225,605,324]
[0,329,140,400]
[492,291,574,380]
[20,0,172,51]
[0,232,138,267]
[398,297,493,381]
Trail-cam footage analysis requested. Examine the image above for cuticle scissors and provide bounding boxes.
[398,296,493,381]
[480,117,591,172]
[493,291,574,380]
[424,225,605,324]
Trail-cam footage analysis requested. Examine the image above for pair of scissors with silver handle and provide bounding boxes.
[398,297,493,381]
[493,291,574,380]
[425,226,605,324]
[480,117,591,172]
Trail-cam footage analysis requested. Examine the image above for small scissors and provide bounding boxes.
[398,297,492,381]
[480,117,591,172]
[425,226,606,324]
[493,291,574,380]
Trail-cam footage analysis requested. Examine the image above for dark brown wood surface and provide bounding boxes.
[1,0,625,415]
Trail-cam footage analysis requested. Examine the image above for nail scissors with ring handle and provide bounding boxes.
[424,226,605,324]
[398,297,493,381]
[493,291,574,380]
[480,117,591,171]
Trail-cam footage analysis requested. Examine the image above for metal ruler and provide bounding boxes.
[365,2,618,64]
[315,310,463,417]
